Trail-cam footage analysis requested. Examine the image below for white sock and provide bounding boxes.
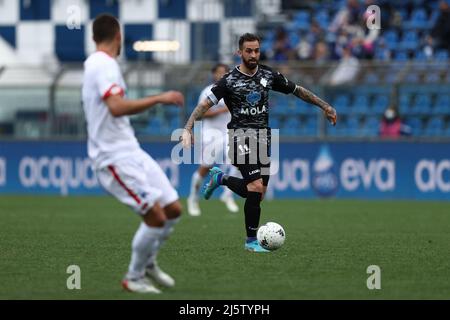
[147,217,181,268]
[221,186,234,199]
[221,166,240,199]
[126,223,164,280]
[189,171,203,200]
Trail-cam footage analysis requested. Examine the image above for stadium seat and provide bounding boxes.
[314,10,329,29]
[399,31,419,50]
[383,30,399,50]
[411,94,432,115]
[404,72,421,83]
[352,94,370,114]
[302,116,318,136]
[270,116,281,129]
[362,116,380,137]
[403,8,428,29]
[372,95,390,115]
[433,95,450,115]
[424,72,441,83]
[424,117,444,136]
[346,116,360,136]
[435,50,449,61]
[399,94,411,114]
[333,94,351,114]
[283,117,301,136]
[293,11,310,30]
[294,98,311,115]
[405,116,423,136]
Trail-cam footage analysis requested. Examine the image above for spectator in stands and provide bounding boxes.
[430,0,450,53]
[296,36,313,60]
[296,22,325,60]
[329,45,360,85]
[313,41,330,65]
[329,0,362,34]
[379,107,411,138]
[271,27,295,62]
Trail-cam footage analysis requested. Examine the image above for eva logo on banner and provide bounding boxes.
[340,158,396,192]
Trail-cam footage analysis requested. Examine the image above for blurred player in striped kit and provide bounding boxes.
[187,63,240,216]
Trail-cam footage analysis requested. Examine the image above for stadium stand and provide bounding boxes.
[0,0,448,139]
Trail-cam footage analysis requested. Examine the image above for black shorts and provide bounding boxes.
[228,129,271,186]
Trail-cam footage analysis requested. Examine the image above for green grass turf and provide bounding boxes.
[1,196,450,300]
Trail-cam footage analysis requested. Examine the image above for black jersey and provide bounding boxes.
[208,64,296,130]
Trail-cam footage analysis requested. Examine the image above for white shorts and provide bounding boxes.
[201,127,229,166]
[96,150,179,215]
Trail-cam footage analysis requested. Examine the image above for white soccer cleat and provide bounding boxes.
[122,277,161,294]
[187,196,201,216]
[221,194,239,213]
[146,263,175,288]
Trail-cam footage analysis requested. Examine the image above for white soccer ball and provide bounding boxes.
[257,222,286,251]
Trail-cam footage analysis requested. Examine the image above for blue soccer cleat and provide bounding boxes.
[202,167,223,200]
[244,240,271,253]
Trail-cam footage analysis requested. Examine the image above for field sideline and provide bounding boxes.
[1,196,450,300]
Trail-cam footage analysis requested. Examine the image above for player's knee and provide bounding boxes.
[143,203,166,227]
[247,179,264,193]
[164,201,183,219]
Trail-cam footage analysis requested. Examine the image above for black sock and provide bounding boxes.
[221,175,248,198]
[244,192,262,238]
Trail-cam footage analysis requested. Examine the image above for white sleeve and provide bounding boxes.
[95,63,124,100]
[197,86,211,105]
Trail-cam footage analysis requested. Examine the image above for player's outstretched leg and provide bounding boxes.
[145,201,182,288]
[220,166,239,213]
[202,167,224,200]
[243,180,269,253]
[122,202,171,293]
[188,167,207,216]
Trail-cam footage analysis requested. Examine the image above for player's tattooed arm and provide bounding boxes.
[293,85,337,125]
[181,98,214,147]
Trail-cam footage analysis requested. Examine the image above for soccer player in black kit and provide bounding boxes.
[182,33,337,252]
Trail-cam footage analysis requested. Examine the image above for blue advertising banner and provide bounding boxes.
[0,140,449,200]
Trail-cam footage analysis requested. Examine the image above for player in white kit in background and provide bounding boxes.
[187,63,239,216]
[82,14,184,294]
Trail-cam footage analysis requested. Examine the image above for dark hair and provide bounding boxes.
[93,14,120,44]
[211,63,229,74]
[238,33,261,50]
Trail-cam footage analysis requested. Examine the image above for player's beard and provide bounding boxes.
[243,57,259,71]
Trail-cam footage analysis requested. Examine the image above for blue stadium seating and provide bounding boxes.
[403,8,428,29]
[333,94,351,114]
[411,94,432,115]
[314,10,329,30]
[346,116,360,136]
[352,94,370,114]
[399,94,411,114]
[293,11,310,31]
[383,30,399,50]
[433,95,450,115]
[405,116,423,136]
[400,31,419,50]
[372,95,390,115]
[362,117,380,137]
[302,116,318,136]
[424,117,444,136]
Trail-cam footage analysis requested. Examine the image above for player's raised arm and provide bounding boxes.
[181,98,214,147]
[293,85,337,126]
[105,90,184,117]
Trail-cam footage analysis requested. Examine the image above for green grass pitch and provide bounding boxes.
[1,196,450,300]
